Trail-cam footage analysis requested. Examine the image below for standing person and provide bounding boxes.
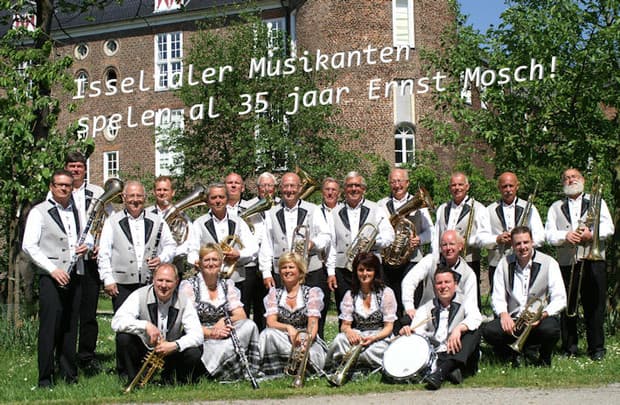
[112,263,204,384]
[22,169,91,387]
[487,172,544,293]
[404,265,482,390]
[328,171,394,317]
[259,252,327,376]
[433,172,493,307]
[483,226,566,367]
[186,183,258,312]
[180,244,260,381]
[326,253,396,375]
[225,172,249,217]
[97,180,176,311]
[545,168,614,360]
[378,168,433,317]
[259,172,332,337]
[63,151,106,373]
[241,171,279,330]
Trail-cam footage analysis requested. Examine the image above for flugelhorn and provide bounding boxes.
[327,343,365,387]
[220,235,245,278]
[124,348,165,393]
[240,194,274,233]
[164,183,209,244]
[510,296,545,353]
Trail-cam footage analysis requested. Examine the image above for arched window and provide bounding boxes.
[394,122,415,166]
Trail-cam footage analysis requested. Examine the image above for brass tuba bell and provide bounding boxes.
[164,184,209,244]
[296,165,319,200]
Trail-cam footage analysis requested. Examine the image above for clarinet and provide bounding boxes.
[145,221,164,284]
[221,280,260,389]
[66,202,98,276]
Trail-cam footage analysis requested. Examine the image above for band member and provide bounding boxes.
[180,244,260,381]
[319,177,341,240]
[487,172,544,293]
[482,226,566,367]
[98,180,176,311]
[545,168,614,360]
[326,253,396,372]
[259,252,327,376]
[259,172,331,337]
[22,169,90,387]
[328,171,394,317]
[400,230,477,328]
[404,265,482,390]
[225,172,249,217]
[378,168,433,317]
[242,171,279,330]
[63,151,106,372]
[112,263,204,383]
[186,183,258,312]
[434,172,493,307]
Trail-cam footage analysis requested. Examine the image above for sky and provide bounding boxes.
[458,0,508,32]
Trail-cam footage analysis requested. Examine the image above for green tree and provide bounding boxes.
[173,13,359,192]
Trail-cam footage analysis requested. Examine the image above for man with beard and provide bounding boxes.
[545,168,614,360]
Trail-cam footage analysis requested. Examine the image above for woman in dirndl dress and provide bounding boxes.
[180,243,260,381]
[326,252,397,372]
[259,252,327,376]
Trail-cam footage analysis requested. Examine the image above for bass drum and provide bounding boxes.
[382,334,436,383]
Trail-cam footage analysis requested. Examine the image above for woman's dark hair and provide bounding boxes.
[351,252,385,296]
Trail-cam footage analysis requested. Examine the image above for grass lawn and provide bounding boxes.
[1,296,619,404]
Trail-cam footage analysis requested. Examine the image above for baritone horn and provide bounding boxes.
[164,184,209,244]
[510,296,545,353]
[240,195,274,233]
[290,225,311,264]
[296,166,319,200]
[382,187,434,266]
[90,177,124,245]
[344,220,381,271]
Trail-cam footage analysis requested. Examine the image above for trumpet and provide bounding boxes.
[124,349,165,393]
[220,235,245,278]
[510,296,545,353]
[344,220,381,271]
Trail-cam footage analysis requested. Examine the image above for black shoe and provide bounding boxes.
[424,371,444,391]
[563,348,578,358]
[511,354,522,369]
[38,379,53,389]
[446,368,463,384]
[81,359,102,376]
[590,350,605,361]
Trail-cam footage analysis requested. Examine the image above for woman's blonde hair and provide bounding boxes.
[197,243,224,267]
[277,252,307,284]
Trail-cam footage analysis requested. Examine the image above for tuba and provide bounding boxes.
[164,184,209,245]
[124,348,165,393]
[296,166,319,200]
[344,220,381,271]
[219,234,245,278]
[240,194,274,233]
[88,178,124,246]
[565,179,604,317]
[382,187,434,266]
[510,296,545,353]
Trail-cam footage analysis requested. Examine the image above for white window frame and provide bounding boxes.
[154,32,183,91]
[263,17,287,57]
[155,109,184,176]
[103,151,119,181]
[394,123,416,166]
[392,0,415,48]
[154,0,182,13]
[392,78,416,166]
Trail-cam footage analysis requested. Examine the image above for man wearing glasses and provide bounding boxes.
[22,169,91,387]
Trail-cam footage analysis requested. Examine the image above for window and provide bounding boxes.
[394,123,415,165]
[264,17,286,56]
[76,70,88,96]
[16,61,33,97]
[74,43,89,60]
[12,14,36,31]
[155,32,182,90]
[103,151,119,181]
[392,0,415,47]
[155,109,184,176]
[104,39,119,56]
[154,0,182,13]
[103,118,119,142]
[393,78,415,165]
[104,67,118,91]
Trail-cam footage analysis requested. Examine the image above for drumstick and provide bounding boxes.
[391,314,434,343]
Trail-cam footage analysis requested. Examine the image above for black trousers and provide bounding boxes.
[241,265,267,331]
[384,261,416,318]
[334,267,353,317]
[560,262,607,355]
[38,273,81,386]
[116,332,204,383]
[78,259,100,363]
[112,283,143,312]
[305,266,330,339]
[467,260,482,309]
[436,329,481,376]
[482,316,560,363]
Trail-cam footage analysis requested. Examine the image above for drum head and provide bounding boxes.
[382,334,432,380]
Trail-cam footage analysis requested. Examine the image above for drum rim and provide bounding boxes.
[382,334,434,381]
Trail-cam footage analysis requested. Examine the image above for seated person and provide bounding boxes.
[482,226,566,367]
[402,265,482,390]
[180,243,260,381]
[258,252,327,376]
[111,263,204,384]
[326,252,396,379]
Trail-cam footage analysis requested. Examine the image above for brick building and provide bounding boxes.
[45,0,454,185]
